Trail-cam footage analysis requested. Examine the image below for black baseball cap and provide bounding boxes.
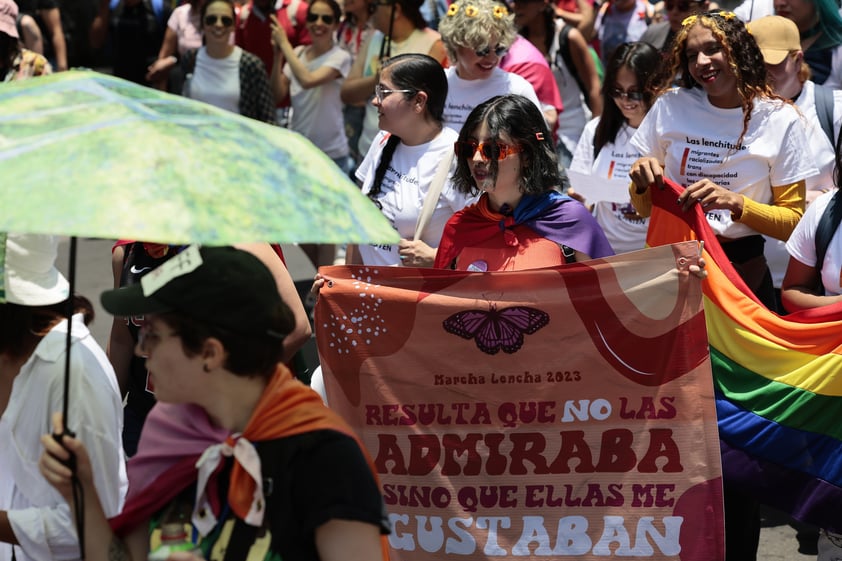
[101,245,287,339]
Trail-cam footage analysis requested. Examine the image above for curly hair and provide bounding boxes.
[452,94,559,197]
[438,0,516,63]
[655,11,778,151]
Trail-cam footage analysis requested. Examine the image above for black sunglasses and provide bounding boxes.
[204,14,234,26]
[609,87,644,101]
[475,44,509,58]
[306,12,336,24]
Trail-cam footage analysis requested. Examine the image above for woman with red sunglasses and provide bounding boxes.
[434,94,613,271]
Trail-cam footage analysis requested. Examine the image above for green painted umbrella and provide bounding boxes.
[0,72,399,513]
[0,69,397,245]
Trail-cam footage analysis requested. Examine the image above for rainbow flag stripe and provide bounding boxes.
[646,180,842,532]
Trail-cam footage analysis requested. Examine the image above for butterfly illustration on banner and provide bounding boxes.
[442,297,550,355]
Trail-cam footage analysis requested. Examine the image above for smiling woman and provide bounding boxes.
[349,53,477,268]
[437,0,543,131]
[626,12,818,560]
[181,0,276,122]
[629,11,815,310]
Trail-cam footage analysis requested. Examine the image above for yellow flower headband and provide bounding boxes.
[682,10,736,27]
[446,2,508,18]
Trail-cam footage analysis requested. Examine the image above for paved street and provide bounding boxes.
[58,238,817,561]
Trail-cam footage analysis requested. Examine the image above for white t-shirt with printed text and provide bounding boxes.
[355,128,477,266]
[631,87,818,240]
[571,118,646,254]
[443,66,542,134]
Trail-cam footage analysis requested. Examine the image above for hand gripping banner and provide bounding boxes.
[315,240,724,561]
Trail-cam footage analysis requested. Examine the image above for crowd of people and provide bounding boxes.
[2,0,842,558]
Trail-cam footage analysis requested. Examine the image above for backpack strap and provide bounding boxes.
[814,83,835,147]
[814,189,842,279]
[556,25,586,96]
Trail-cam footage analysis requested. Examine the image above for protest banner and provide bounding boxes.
[315,240,724,560]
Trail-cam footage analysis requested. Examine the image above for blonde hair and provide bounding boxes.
[438,0,516,63]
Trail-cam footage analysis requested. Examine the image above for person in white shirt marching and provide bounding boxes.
[271,0,354,174]
[569,41,660,254]
[351,52,477,267]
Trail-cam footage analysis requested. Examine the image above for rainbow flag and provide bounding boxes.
[646,180,842,532]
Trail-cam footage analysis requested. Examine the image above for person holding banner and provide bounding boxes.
[627,10,816,311]
[434,93,613,271]
[350,52,477,268]
[39,246,390,561]
[569,41,660,254]
[627,10,817,561]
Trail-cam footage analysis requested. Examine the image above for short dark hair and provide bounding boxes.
[158,301,294,379]
[452,94,559,196]
[0,296,94,360]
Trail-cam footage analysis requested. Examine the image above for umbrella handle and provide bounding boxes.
[50,429,77,470]
[52,426,85,559]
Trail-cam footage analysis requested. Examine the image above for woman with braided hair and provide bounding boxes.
[348,52,477,267]
[628,11,817,560]
[629,10,817,312]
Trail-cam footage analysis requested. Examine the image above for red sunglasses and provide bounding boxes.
[454,140,522,161]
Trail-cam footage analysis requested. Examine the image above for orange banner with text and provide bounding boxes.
[315,241,724,561]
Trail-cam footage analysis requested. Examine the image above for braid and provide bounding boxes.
[368,134,402,210]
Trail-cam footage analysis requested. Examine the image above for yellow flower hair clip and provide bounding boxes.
[464,5,479,16]
[447,3,459,16]
[493,5,508,18]
[681,14,698,26]
[718,10,736,19]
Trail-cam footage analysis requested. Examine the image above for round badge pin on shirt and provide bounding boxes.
[467,260,488,272]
